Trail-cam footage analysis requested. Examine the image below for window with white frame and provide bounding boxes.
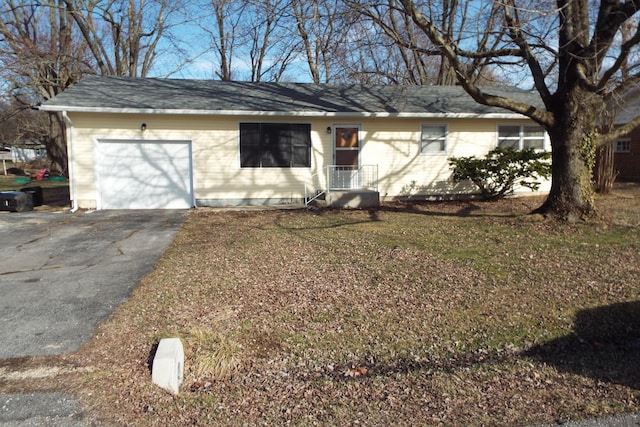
[420,124,447,154]
[498,125,545,150]
[614,139,631,153]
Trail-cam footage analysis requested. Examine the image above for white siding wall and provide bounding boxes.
[361,118,499,200]
[363,118,551,200]
[68,112,549,208]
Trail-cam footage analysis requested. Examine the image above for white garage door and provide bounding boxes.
[96,139,193,209]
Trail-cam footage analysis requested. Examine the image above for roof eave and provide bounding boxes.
[39,105,530,119]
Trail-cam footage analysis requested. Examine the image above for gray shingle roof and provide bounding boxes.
[40,75,541,117]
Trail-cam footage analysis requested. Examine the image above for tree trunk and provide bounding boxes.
[47,112,68,176]
[535,138,595,220]
[594,142,617,194]
[534,91,598,220]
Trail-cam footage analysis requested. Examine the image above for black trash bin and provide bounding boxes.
[0,191,34,212]
[20,186,44,207]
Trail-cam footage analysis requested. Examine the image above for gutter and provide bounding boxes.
[62,111,78,212]
[40,106,531,120]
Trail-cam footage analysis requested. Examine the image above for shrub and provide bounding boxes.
[448,147,552,199]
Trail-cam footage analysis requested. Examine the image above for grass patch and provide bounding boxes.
[2,184,640,426]
[184,328,242,381]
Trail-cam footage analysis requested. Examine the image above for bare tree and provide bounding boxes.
[289,0,352,84]
[62,0,186,77]
[1,0,190,173]
[595,16,639,193]
[350,0,505,86]
[198,0,246,80]
[340,6,433,84]
[595,94,625,194]
[0,0,91,173]
[594,139,618,194]
[352,0,640,219]
[190,0,357,83]
[245,0,298,82]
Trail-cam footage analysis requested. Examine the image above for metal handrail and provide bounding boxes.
[327,164,378,191]
[304,171,325,206]
[305,164,378,206]
[305,189,326,205]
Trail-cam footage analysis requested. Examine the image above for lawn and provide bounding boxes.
[3,184,640,426]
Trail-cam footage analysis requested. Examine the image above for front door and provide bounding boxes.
[332,126,360,189]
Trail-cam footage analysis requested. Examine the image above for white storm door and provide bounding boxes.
[332,126,361,189]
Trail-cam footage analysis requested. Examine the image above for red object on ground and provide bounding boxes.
[32,169,49,180]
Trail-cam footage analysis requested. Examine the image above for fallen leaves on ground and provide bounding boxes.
[4,184,640,426]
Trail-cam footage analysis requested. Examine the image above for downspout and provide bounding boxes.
[62,111,78,212]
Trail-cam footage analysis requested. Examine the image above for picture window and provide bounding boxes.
[240,123,311,168]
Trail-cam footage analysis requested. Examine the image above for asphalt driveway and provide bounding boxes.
[0,209,186,425]
[0,210,186,358]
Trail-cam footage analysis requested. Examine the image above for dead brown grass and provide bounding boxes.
[2,183,640,426]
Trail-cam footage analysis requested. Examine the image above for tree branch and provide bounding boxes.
[397,0,553,126]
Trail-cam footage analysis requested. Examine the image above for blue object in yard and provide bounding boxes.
[0,191,33,212]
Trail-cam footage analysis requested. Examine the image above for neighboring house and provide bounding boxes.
[611,129,640,180]
[40,75,550,210]
[0,144,11,161]
[1,145,11,175]
[10,141,47,163]
[608,87,640,180]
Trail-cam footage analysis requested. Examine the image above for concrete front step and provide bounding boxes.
[326,190,380,208]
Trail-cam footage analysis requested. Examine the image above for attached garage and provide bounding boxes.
[95,139,194,209]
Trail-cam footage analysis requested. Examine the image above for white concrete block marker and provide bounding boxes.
[152,338,184,394]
